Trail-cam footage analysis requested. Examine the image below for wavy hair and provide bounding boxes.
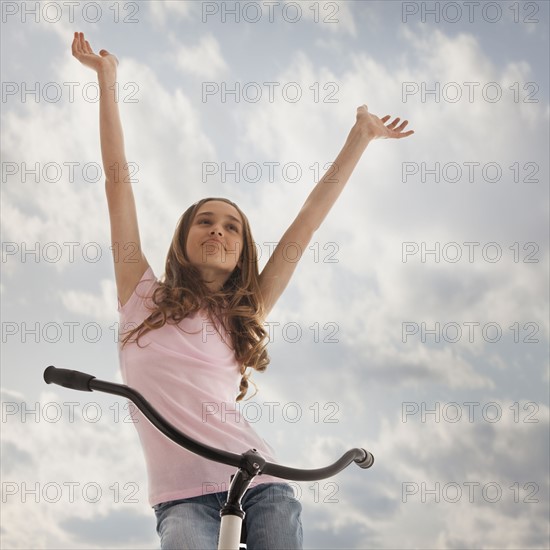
[120,197,269,401]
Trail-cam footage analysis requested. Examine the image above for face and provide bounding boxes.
[185,200,244,282]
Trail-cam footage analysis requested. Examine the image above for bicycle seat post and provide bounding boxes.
[218,448,266,550]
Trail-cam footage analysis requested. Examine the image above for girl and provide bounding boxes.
[71,31,413,550]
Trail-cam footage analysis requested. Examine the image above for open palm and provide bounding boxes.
[356,104,414,140]
[71,31,118,74]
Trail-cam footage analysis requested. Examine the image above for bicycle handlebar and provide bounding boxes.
[43,366,374,480]
[44,366,96,391]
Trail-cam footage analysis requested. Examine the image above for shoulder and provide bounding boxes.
[118,265,160,317]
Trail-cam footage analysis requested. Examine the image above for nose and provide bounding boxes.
[209,225,223,236]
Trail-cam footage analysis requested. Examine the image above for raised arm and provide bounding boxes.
[72,32,149,306]
[258,104,414,319]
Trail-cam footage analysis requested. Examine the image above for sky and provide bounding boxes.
[1,0,549,549]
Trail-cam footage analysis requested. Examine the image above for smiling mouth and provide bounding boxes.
[203,239,225,249]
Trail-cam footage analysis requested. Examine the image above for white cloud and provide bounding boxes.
[1,388,155,549]
[2,9,548,550]
[1,45,217,277]
[170,33,229,79]
[59,278,117,323]
[233,27,548,395]
[147,0,195,28]
[367,403,550,549]
[288,0,358,36]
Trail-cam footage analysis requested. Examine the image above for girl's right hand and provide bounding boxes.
[71,31,118,74]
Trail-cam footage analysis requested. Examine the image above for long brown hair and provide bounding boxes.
[120,197,269,401]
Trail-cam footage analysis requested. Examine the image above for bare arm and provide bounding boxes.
[258,104,414,319]
[72,32,149,306]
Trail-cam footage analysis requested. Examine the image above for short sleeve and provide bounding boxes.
[117,266,159,327]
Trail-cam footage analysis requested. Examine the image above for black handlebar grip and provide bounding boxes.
[43,366,95,392]
[357,448,375,469]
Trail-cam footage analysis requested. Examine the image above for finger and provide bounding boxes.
[395,130,415,138]
[79,32,92,53]
[71,32,78,54]
[75,32,84,52]
[380,115,391,122]
[387,117,401,128]
[73,32,85,55]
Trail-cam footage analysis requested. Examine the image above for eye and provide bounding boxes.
[228,224,238,232]
[198,219,210,225]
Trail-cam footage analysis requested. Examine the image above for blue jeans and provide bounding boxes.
[154,482,303,549]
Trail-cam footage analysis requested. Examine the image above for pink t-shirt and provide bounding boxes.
[117,266,284,506]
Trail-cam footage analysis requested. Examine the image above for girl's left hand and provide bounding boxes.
[355,104,415,141]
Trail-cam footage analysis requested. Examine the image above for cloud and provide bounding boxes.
[220,27,548,548]
[61,509,156,545]
[148,0,195,28]
[233,22,549,387]
[59,278,117,323]
[366,404,550,549]
[1,42,217,279]
[290,0,358,36]
[170,33,229,79]
[1,388,156,549]
[2,9,548,550]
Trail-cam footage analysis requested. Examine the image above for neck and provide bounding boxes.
[199,267,230,294]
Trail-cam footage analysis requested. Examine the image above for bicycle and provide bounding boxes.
[43,366,374,550]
